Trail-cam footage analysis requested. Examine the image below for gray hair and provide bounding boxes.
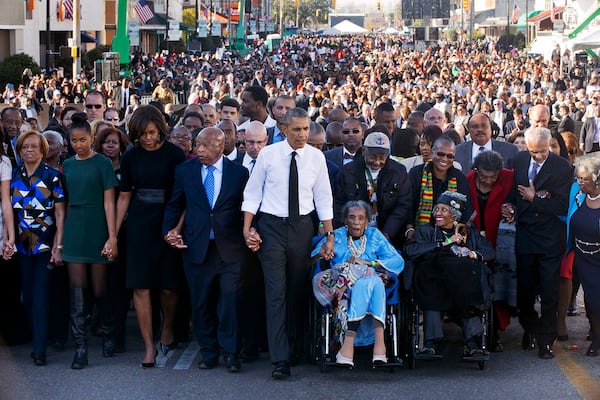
[282,107,309,125]
[431,135,456,151]
[524,127,551,143]
[472,150,503,172]
[42,130,64,145]
[574,153,600,184]
[341,200,373,223]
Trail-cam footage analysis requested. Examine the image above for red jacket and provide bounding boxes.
[466,168,514,248]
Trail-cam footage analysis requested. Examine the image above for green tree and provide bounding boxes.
[82,45,112,69]
[272,0,330,29]
[0,53,41,88]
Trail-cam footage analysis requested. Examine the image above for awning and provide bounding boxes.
[527,6,564,24]
[516,10,542,28]
[81,31,97,43]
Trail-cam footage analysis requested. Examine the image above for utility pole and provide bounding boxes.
[166,0,169,50]
[506,0,510,36]
[469,0,473,44]
[279,0,283,33]
[72,0,81,79]
[525,0,528,46]
[46,0,51,70]
[112,0,130,72]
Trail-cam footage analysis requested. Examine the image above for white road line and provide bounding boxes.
[173,342,200,370]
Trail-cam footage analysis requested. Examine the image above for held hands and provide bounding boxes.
[50,245,63,265]
[244,227,262,252]
[165,229,188,249]
[2,240,14,260]
[319,240,334,261]
[101,237,118,261]
[501,202,515,223]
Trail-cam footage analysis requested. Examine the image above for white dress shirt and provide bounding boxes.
[225,147,238,162]
[242,140,333,221]
[238,115,277,131]
[242,152,256,173]
[471,140,493,162]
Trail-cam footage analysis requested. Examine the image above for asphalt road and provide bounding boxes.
[1,300,599,400]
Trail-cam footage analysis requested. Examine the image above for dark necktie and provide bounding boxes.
[479,146,486,153]
[343,153,354,160]
[249,159,256,174]
[289,151,299,222]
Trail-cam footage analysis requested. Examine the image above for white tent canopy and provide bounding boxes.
[566,28,600,51]
[322,20,368,35]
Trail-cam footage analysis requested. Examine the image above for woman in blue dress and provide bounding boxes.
[312,200,404,367]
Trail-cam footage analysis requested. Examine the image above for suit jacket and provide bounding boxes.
[558,116,575,134]
[455,140,519,171]
[266,126,286,145]
[506,152,572,255]
[580,117,599,153]
[324,146,362,171]
[335,156,411,246]
[163,157,249,265]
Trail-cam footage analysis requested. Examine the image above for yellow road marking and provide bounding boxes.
[554,345,600,400]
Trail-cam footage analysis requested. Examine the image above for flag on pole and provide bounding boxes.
[135,0,154,24]
[511,2,521,24]
[63,0,73,20]
[550,1,559,22]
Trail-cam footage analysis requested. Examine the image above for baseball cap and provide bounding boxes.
[363,132,390,154]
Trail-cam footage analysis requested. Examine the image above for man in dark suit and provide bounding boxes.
[219,119,245,163]
[266,95,296,145]
[324,117,363,170]
[455,113,519,171]
[335,131,412,247]
[579,104,600,154]
[501,127,572,359]
[163,127,249,372]
[557,104,575,134]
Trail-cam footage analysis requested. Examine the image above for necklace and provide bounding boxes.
[347,235,367,258]
[587,192,600,201]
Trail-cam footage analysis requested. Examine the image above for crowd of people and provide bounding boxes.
[0,33,599,379]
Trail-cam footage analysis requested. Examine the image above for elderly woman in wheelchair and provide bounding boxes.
[404,191,495,360]
[312,200,404,368]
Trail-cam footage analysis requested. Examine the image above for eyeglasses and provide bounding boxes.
[106,117,120,121]
[85,104,103,109]
[342,128,361,134]
[244,140,266,146]
[435,151,455,160]
[171,135,192,141]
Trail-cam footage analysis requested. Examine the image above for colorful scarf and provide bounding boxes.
[416,162,458,225]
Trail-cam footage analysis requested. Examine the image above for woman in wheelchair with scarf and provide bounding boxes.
[404,191,495,360]
[312,200,404,368]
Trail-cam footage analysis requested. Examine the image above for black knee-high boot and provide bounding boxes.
[70,288,88,369]
[99,294,115,358]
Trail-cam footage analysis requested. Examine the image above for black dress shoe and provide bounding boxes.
[522,331,536,351]
[557,335,569,342]
[198,357,218,370]
[140,350,158,368]
[538,344,554,359]
[224,355,241,372]
[271,362,291,379]
[31,352,47,366]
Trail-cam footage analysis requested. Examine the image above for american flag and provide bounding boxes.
[550,1,559,22]
[511,2,521,24]
[64,0,73,20]
[135,0,154,24]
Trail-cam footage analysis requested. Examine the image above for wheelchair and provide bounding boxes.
[307,255,415,372]
[406,257,493,371]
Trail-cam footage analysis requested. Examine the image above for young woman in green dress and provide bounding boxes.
[61,113,118,369]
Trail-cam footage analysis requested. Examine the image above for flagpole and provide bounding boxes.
[525,0,528,46]
[506,0,510,36]
[72,0,80,80]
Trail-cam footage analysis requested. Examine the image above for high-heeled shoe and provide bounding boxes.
[158,342,177,356]
[140,350,157,368]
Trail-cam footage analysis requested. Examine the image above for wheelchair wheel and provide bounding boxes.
[397,288,417,369]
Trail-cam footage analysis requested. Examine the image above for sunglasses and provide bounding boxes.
[435,151,455,160]
[342,128,361,134]
[106,117,119,121]
[85,104,103,109]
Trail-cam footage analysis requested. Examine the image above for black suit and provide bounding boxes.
[335,156,411,246]
[324,146,362,171]
[507,152,572,347]
[163,157,249,361]
[266,126,287,145]
[454,140,519,171]
[557,116,575,134]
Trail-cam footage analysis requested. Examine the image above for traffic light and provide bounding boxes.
[294,0,298,7]
[463,0,469,10]
[331,0,336,9]
[377,0,380,10]
[316,9,320,17]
